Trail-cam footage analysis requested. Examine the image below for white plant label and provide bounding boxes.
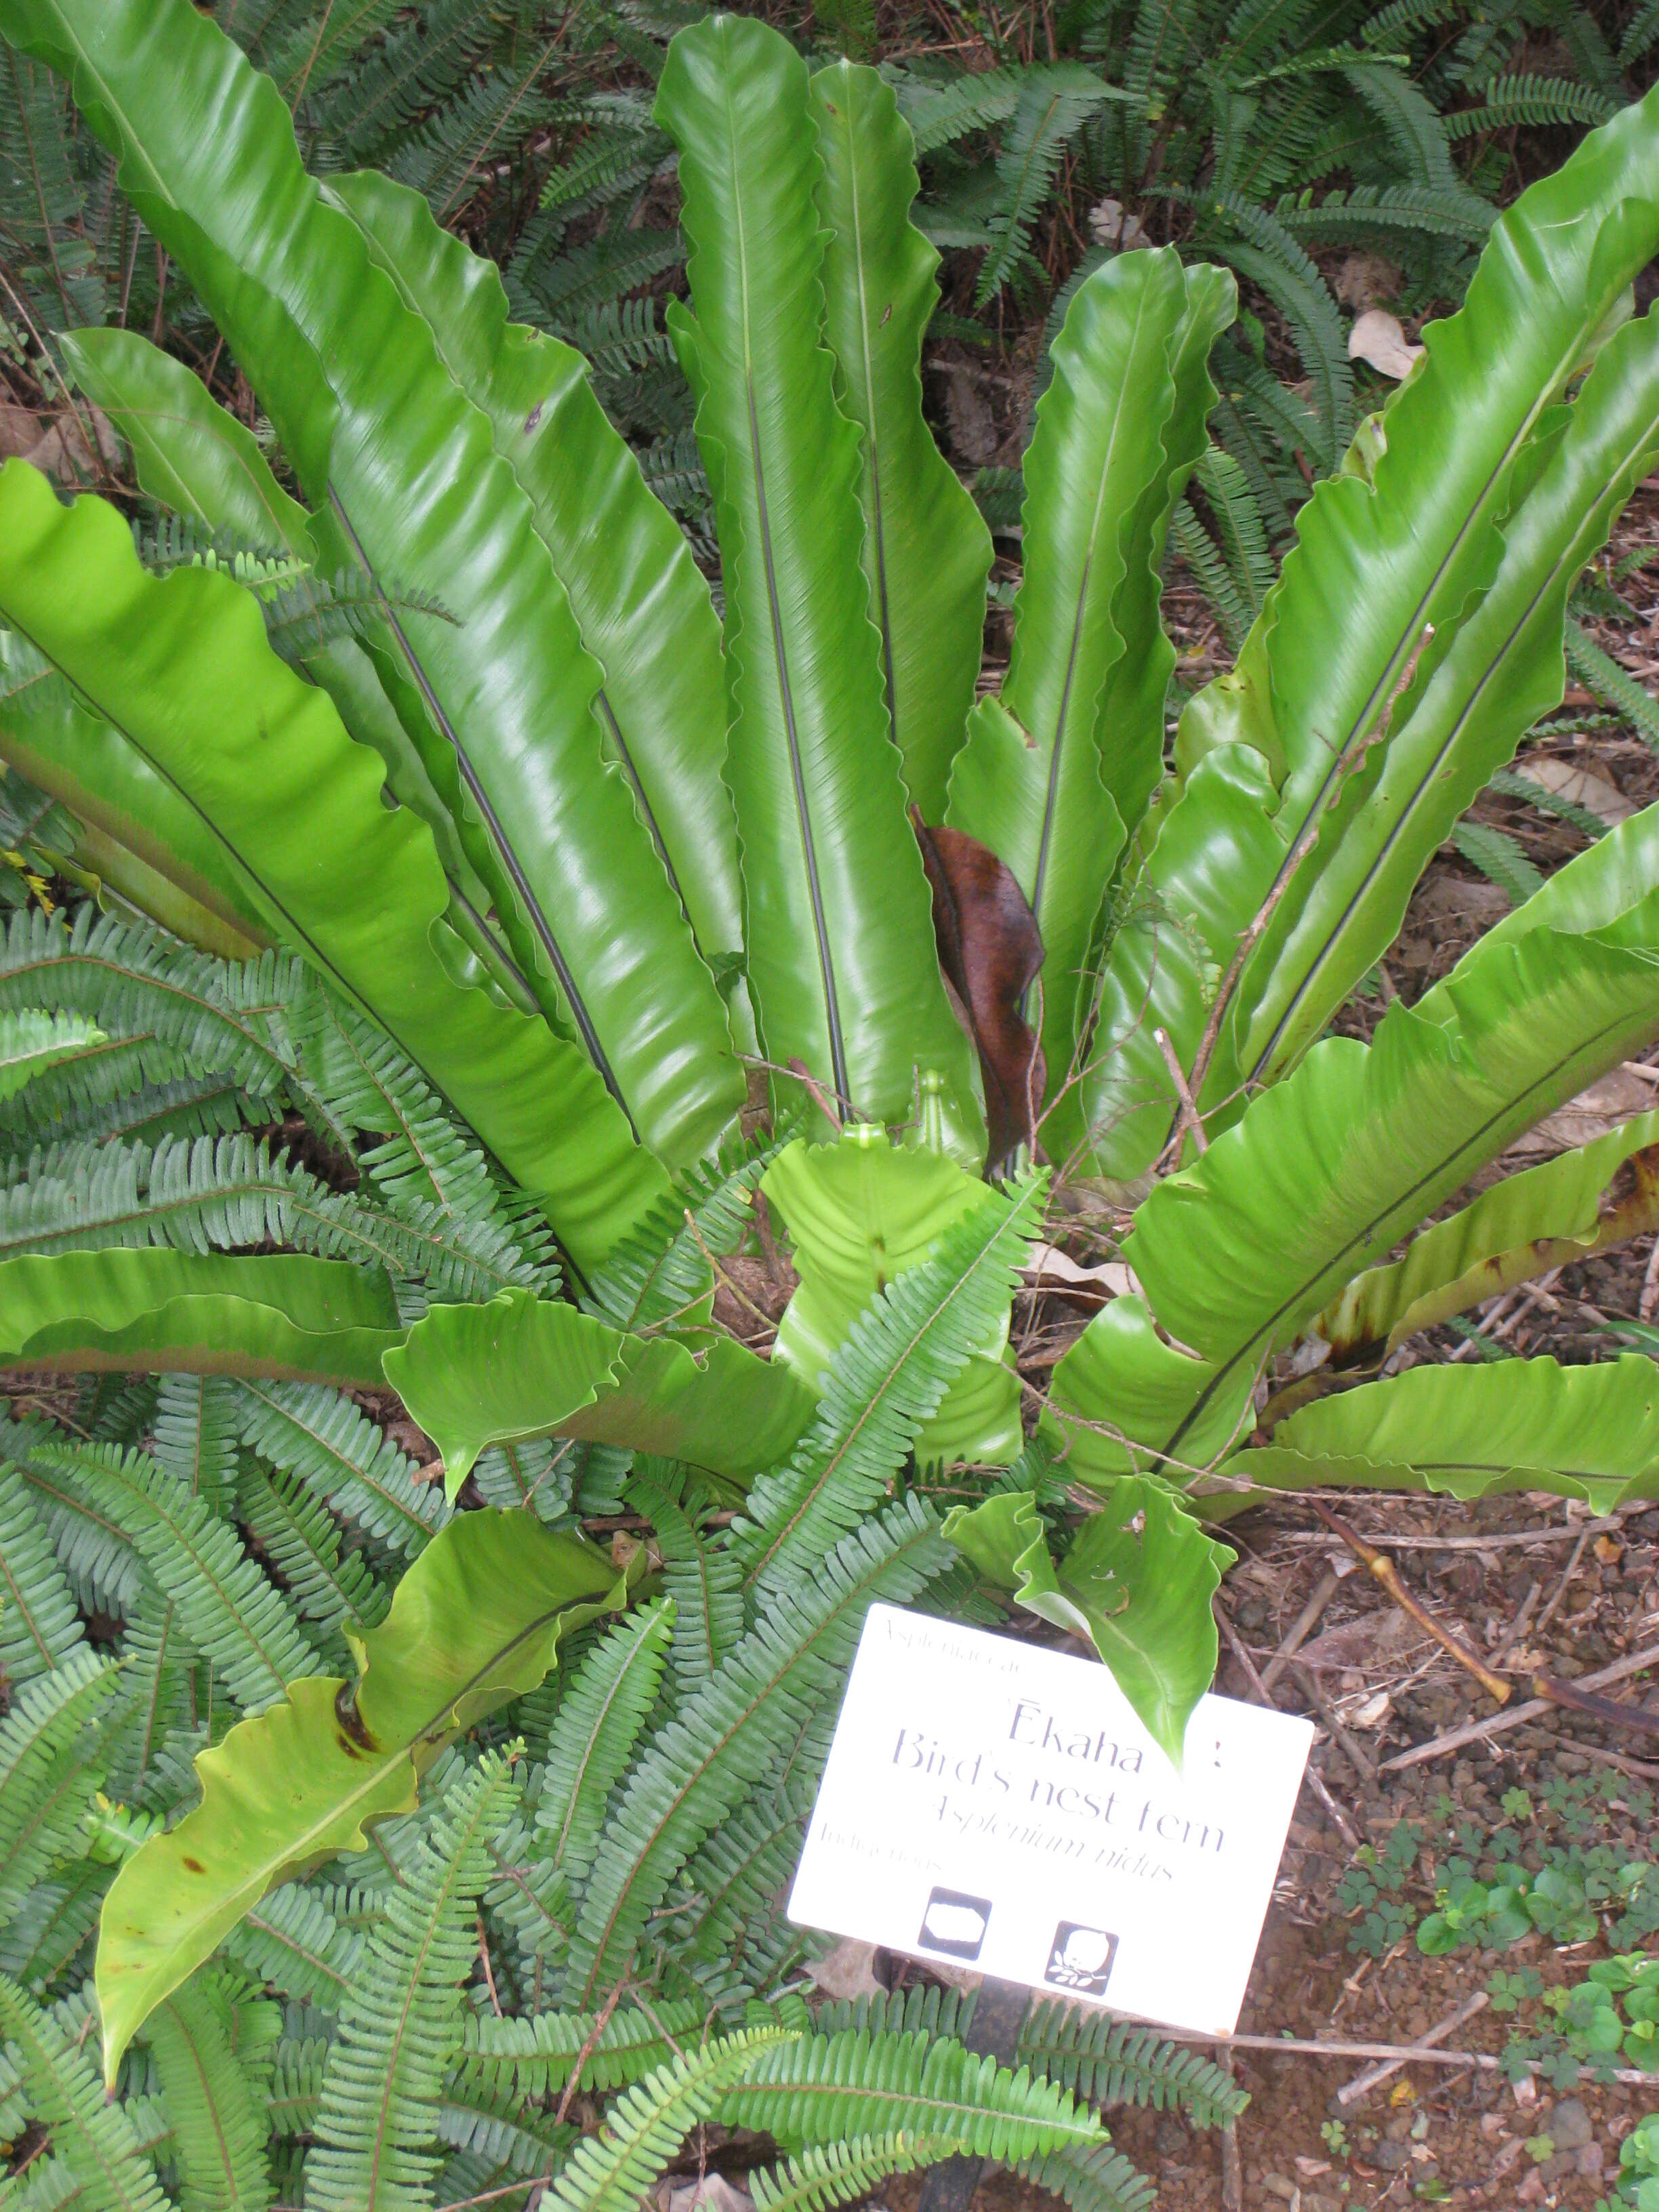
[789,1604,1313,2034]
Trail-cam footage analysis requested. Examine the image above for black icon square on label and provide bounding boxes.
[918,1886,991,1961]
[1044,1922,1118,1996]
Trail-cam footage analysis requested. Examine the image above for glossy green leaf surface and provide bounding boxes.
[1319,1108,1659,1356]
[324,169,747,1010]
[1123,892,1659,1463]
[384,1290,817,1496]
[5,0,740,1168]
[94,1510,623,2082]
[1238,1354,1659,1513]
[62,323,311,551]
[0,459,664,1271]
[762,1126,1020,1466]
[1237,304,1659,1084]
[942,1484,1234,1765]
[657,14,981,1143]
[1083,84,1659,1176]
[809,60,991,824]
[1041,1292,1256,1487]
[0,1249,403,1385]
[949,253,1195,1134]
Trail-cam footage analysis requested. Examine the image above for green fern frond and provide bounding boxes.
[31,1436,313,1709]
[568,1498,953,2001]
[107,1592,197,1806]
[672,1778,815,1984]
[0,1855,108,1993]
[235,1463,388,1654]
[306,1755,518,2212]
[1015,2001,1247,2125]
[584,1130,780,1336]
[479,1807,570,1970]
[152,1374,241,1515]
[267,2034,329,2137]
[9,1418,147,1614]
[1486,764,1606,843]
[748,2135,928,2212]
[143,1969,279,2212]
[722,2027,1104,2159]
[0,908,299,1114]
[629,1471,741,1691]
[0,1007,105,1104]
[1563,617,1659,750]
[470,1436,577,1523]
[222,1882,363,2011]
[437,2068,576,2179]
[546,2029,793,2212]
[535,1595,674,1878]
[1450,819,1544,907]
[0,1975,169,2212]
[734,1174,1045,1597]
[313,0,500,159]
[0,1459,85,1683]
[899,66,1027,155]
[1271,182,1493,243]
[977,68,1108,305]
[0,1645,115,1925]
[810,1988,973,2043]
[1443,73,1614,138]
[459,1998,709,2100]
[232,1379,447,1563]
[1007,2139,1158,2212]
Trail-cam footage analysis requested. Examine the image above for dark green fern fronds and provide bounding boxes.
[627,1467,741,1691]
[142,1968,279,2212]
[306,1754,519,2212]
[30,1436,313,1709]
[459,1998,709,2101]
[107,1592,198,1806]
[1016,2001,1247,2125]
[0,1458,85,1682]
[670,1777,816,1992]
[0,1644,115,1927]
[1485,764,1606,844]
[546,2029,794,2212]
[721,2026,1105,2158]
[1450,819,1543,907]
[899,66,1029,155]
[535,1595,674,1879]
[437,2068,577,2182]
[267,2034,328,2138]
[810,1987,973,2043]
[222,1882,363,2012]
[733,1172,1046,1597]
[231,1379,447,1563]
[567,1498,953,2001]
[584,1128,780,1338]
[0,1853,108,1993]
[976,66,1109,304]
[1006,2139,1158,2212]
[152,1374,241,1515]
[0,1974,170,2212]
[470,1435,579,1522]
[235,1463,389,1656]
[748,2135,928,2212]
[1564,617,1659,750]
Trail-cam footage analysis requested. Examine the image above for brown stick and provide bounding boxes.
[1307,1499,1511,1704]
[1260,1565,1343,1691]
[1217,2047,1244,2212]
[1214,1600,1361,1848]
[554,1976,628,2125]
[1153,1025,1209,1155]
[1336,1992,1488,2108]
[1381,1642,1659,1771]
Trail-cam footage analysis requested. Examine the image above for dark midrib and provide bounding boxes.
[1194,312,1612,1130]
[745,375,852,1110]
[327,491,635,1136]
[1246,483,1645,1084]
[1164,997,1659,1454]
[594,688,689,926]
